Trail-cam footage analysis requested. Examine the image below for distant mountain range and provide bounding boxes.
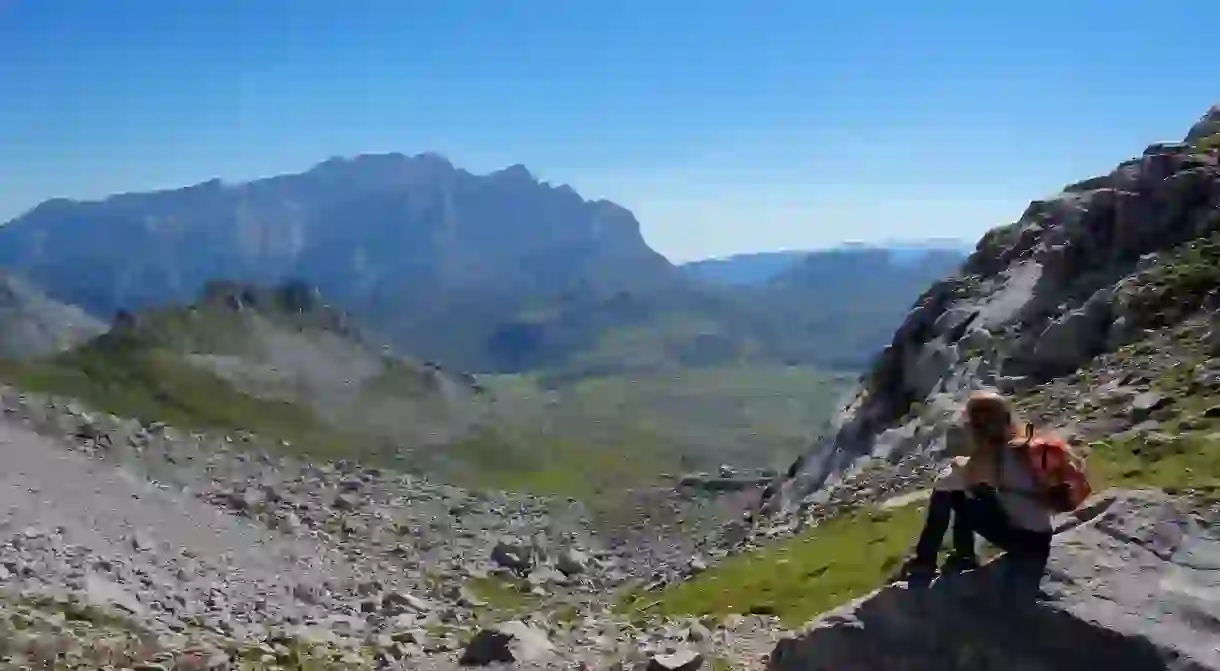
[679,251,813,286]
[679,241,970,286]
[0,154,968,374]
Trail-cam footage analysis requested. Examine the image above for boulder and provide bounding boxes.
[646,648,705,671]
[1023,287,1114,377]
[901,340,959,399]
[768,492,1220,671]
[491,539,534,572]
[556,547,590,576]
[1130,391,1172,424]
[459,621,554,666]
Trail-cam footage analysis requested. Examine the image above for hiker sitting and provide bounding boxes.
[903,409,983,577]
[905,390,1074,591]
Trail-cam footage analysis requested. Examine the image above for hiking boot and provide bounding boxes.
[942,552,979,574]
[896,556,937,582]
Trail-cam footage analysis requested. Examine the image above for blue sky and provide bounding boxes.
[2,1,1217,261]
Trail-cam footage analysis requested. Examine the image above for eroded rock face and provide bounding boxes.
[768,492,1220,671]
[790,104,1220,497]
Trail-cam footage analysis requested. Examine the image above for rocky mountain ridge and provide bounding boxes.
[0,153,674,372]
[0,154,963,375]
[789,103,1220,496]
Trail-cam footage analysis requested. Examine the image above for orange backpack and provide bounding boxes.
[1020,426,1092,513]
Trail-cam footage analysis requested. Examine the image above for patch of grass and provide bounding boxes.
[0,332,355,459]
[438,426,675,501]
[1086,431,1220,501]
[976,221,1024,256]
[550,604,581,628]
[124,305,254,353]
[482,365,855,471]
[1121,233,1220,328]
[465,576,541,618]
[1192,132,1220,153]
[619,503,927,627]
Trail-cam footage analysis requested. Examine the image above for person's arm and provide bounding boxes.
[943,421,973,458]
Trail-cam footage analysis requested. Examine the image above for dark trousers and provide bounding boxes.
[915,488,1053,587]
[959,486,1052,563]
[914,490,976,563]
[913,486,1054,596]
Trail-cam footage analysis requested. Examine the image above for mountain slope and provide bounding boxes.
[785,103,1220,502]
[0,280,491,462]
[0,155,964,375]
[679,243,968,287]
[1,281,808,496]
[724,246,968,370]
[0,272,105,359]
[0,154,674,371]
[680,251,811,286]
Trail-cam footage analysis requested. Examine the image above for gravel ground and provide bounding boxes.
[0,386,783,670]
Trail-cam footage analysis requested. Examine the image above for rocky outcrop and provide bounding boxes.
[768,492,1220,671]
[790,103,1220,495]
[1185,105,1220,143]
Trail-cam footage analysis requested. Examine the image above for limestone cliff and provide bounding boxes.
[787,104,1220,502]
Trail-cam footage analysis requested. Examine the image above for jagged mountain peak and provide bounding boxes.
[0,153,671,370]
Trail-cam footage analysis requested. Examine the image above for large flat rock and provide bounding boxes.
[769,491,1220,670]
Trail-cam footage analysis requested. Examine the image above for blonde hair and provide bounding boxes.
[964,389,1023,448]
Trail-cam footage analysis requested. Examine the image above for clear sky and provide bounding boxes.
[2,1,1217,261]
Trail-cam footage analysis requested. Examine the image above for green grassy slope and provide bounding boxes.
[0,280,860,503]
[0,331,356,457]
[483,365,856,472]
[621,502,927,627]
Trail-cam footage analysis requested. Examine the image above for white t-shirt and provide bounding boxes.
[995,446,1053,532]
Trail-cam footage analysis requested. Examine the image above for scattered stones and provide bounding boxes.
[0,382,761,669]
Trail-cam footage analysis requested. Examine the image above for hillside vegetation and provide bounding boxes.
[0,280,855,500]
